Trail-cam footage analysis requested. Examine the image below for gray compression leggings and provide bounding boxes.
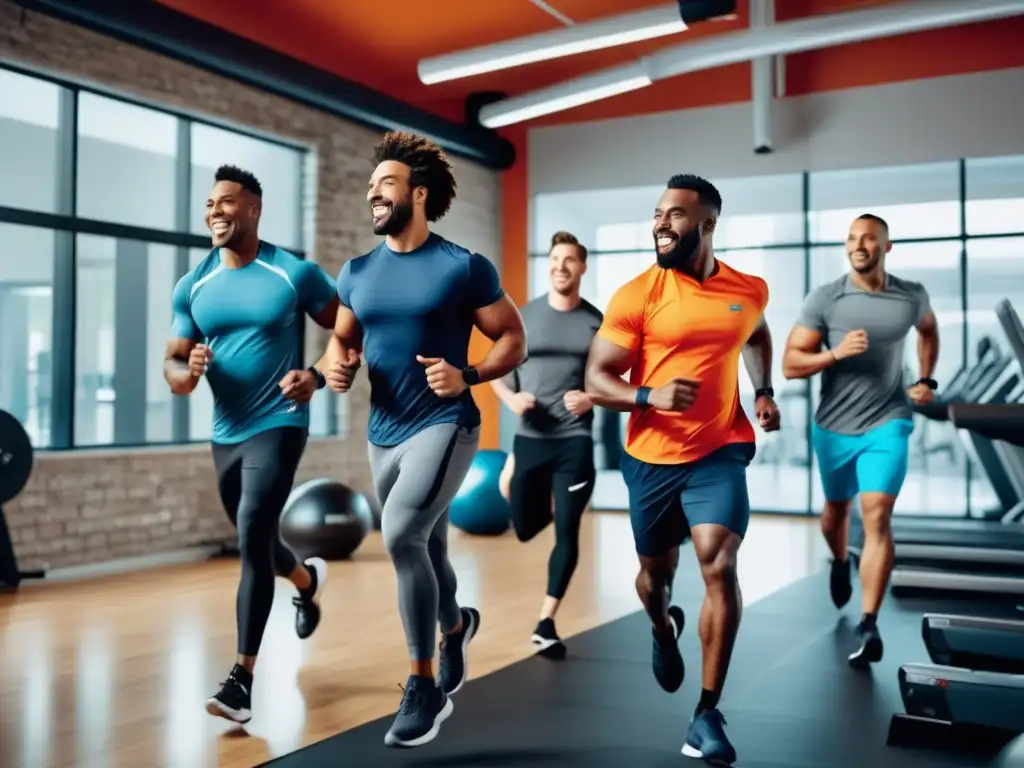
[370,423,479,661]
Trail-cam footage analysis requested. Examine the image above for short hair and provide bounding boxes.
[550,230,588,261]
[372,131,457,222]
[215,164,262,198]
[667,173,722,215]
[855,213,890,234]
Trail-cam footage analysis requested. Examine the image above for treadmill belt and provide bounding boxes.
[260,568,995,767]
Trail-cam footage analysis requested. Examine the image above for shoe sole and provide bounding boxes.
[848,635,884,669]
[205,697,252,724]
[681,743,735,766]
[655,606,686,692]
[446,609,479,696]
[383,696,454,748]
[532,635,567,660]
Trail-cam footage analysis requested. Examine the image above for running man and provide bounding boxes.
[165,165,339,724]
[585,174,781,765]
[322,131,527,748]
[783,212,939,669]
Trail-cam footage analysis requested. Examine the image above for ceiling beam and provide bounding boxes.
[478,0,1024,129]
[11,0,516,170]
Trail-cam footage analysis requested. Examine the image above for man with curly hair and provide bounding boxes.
[320,131,527,748]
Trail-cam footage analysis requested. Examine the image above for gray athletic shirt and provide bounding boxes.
[797,273,931,435]
[505,296,603,439]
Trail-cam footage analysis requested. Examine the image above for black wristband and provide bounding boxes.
[636,386,652,407]
[308,366,326,390]
[916,377,938,390]
[754,387,774,399]
[462,366,481,386]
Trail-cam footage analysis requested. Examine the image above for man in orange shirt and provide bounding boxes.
[585,174,781,766]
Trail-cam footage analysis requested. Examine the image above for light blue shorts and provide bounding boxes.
[812,418,914,502]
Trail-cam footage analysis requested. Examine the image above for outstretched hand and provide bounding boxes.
[417,355,467,398]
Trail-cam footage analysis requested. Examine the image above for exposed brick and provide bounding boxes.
[0,0,501,572]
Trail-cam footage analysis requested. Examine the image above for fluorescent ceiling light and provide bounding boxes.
[418,5,685,85]
[478,0,1024,127]
[480,70,651,128]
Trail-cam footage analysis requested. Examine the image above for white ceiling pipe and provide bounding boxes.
[751,0,774,154]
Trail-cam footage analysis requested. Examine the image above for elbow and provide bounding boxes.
[781,353,798,380]
[509,328,528,366]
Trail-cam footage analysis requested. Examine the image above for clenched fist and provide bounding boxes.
[507,391,536,415]
[648,377,700,412]
[327,348,361,393]
[834,330,868,360]
[188,344,212,377]
[563,389,592,416]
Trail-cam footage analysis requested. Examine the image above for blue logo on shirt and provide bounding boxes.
[729,304,742,312]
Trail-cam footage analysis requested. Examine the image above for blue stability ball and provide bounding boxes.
[450,449,511,535]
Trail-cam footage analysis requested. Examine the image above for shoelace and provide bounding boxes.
[396,682,426,715]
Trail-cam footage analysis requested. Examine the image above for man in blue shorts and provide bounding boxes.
[322,131,527,748]
[783,213,940,669]
[165,165,340,722]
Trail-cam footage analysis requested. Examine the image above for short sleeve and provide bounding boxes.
[295,259,336,315]
[467,253,505,309]
[336,260,354,309]
[170,273,202,341]
[597,283,643,352]
[913,283,932,326]
[795,286,829,335]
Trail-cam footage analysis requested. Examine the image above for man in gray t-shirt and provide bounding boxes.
[491,231,603,658]
[784,213,940,670]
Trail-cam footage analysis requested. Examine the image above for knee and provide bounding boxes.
[382,522,425,559]
[821,501,850,530]
[700,552,738,592]
[860,499,894,539]
[635,562,671,600]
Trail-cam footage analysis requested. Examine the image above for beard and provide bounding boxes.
[655,227,702,271]
[372,195,414,236]
[849,250,880,273]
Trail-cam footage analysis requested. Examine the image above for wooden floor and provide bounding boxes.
[0,511,828,768]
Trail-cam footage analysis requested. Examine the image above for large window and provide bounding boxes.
[0,64,332,450]
[529,157,1024,518]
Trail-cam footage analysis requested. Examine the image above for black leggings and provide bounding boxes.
[212,426,308,656]
[508,435,595,599]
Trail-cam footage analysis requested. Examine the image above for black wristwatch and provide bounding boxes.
[754,387,774,400]
[915,377,938,390]
[308,366,326,390]
[462,366,481,387]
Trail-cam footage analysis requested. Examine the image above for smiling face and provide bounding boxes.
[367,159,426,237]
[549,242,586,296]
[652,187,711,270]
[847,216,891,275]
[205,181,260,248]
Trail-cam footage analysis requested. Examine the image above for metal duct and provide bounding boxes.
[751,0,773,154]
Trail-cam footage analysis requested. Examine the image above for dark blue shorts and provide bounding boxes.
[620,442,756,558]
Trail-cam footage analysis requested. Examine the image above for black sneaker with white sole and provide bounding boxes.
[829,557,852,609]
[294,557,327,640]
[848,621,884,670]
[531,618,567,659]
[384,675,454,748]
[652,605,686,692]
[205,664,252,724]
[438,606,480,696]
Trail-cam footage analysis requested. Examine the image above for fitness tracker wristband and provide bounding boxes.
[754,387,774,400]
[635,386,652,407]
[308,366,326,390]
[462,366,481,386]
[915,377,938,390]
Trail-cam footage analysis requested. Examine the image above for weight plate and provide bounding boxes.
[0,410,33,504]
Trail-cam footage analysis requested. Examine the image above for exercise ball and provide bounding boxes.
[450,449,511,536]
[281,479,375,561]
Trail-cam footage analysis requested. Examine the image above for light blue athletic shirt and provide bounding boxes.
[171,242,336,444]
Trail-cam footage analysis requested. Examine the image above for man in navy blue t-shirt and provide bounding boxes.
[320,131,527,748]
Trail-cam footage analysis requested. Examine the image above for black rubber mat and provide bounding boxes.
[260,557,1003,767]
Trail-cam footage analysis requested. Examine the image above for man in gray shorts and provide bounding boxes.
[783,213,940,669]
[322,131,527,747]
[491,231,603,658]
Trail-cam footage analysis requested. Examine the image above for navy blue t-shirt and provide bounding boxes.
[338,233,504,447]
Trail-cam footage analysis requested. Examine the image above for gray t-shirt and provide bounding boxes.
[507,296,603,439]
[797,273,931,435]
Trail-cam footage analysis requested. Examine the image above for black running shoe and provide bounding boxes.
[384,675,453,748]
[652,605,686,692]
[531,618,567,660]
[829,557,852,609]
[205,664,252,724]
[438,606,479,696]
[293,557,327,640]
[848,621,884,670]
[682,708,737,766]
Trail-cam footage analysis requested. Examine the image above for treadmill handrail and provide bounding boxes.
[924,613,1024,632]
[901,662,1024,688]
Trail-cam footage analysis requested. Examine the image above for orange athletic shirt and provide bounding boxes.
[597,260,769,465]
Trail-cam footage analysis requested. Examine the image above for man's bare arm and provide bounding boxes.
[309,295,341,331]
[490,376,523,409]
[742,315,773,391]
[471,295,528,383]
[163,338,200,395]
[915,309,940,380]
[584,337,640,412]
[315,305,363,373]
[782,326,836,380]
